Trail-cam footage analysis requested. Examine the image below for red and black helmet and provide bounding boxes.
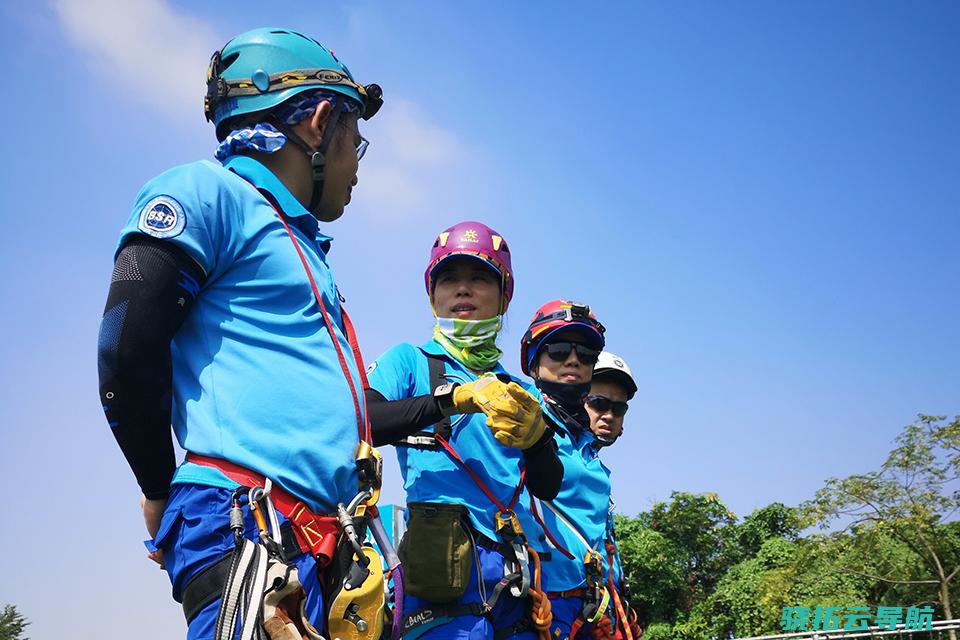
[520,299,605,375]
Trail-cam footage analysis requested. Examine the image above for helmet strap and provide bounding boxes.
[270,98,342,215]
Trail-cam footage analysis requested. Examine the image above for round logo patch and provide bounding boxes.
[137,196,186,239]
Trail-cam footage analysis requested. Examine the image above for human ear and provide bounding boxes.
[303,99,333,147]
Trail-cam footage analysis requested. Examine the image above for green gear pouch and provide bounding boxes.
[398,502,473,603]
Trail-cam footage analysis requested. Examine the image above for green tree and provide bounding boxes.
[615,513,687,625]
[805,414,960,640]
[0,605,29,640]
[643,491,738,606]
[735,502,801,559]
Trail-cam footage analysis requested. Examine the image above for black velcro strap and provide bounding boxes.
[182,526,305,623]
[403,603,488,633]
[279,520,304,560]
[180,552,233,623]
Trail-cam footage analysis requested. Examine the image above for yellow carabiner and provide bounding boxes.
[355,441,382,508]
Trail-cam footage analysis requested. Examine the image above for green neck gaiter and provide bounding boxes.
[433,316,503,372]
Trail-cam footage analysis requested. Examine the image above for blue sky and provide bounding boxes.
[0,1,957,637]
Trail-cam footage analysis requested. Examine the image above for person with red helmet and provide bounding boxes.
[519,301,627,640]
[364,222,562,640]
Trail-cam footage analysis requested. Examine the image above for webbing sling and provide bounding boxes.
[213,538,269,640]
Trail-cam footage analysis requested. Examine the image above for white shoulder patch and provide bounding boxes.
[137,196,186,239]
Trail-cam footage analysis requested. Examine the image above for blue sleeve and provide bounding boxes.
[117,161,239,277]
[367,343,422,401]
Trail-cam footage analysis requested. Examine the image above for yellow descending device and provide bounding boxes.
[327,543,386,640]
[326,443,388,640]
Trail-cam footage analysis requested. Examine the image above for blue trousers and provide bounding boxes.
[401,545,538,640]
[148,483,325,640]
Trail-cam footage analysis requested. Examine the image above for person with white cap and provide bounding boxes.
[584,352,637,447]
[584,351,642,640]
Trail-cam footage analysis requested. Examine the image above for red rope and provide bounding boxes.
[273,206,369,445]
[528,494,576,560]
[434,433,525,513]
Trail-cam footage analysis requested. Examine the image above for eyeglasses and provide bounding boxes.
[338,119,369,160]
[586,394,629,417]
[543,341,601,365]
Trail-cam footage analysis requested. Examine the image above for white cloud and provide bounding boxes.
[52,0,476,215]
[52,0,220,123]
[358,98,472,218]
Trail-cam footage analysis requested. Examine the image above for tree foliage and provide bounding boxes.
[804,414,960,624]
[611,414,960,640]
[0,605,29,640]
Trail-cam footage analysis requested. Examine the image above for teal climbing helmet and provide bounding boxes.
[204,27,383,140]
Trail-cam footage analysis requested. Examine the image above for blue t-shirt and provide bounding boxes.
[367,339,549,547]
[116,155,366,513]
[535,406,613,592]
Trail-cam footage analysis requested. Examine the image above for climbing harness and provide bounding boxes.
[537,500,615,640]
[396,357,553,638]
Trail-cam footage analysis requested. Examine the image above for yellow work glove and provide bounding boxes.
[457,375,546,449]
[486,382,547,449]
[451,375,514,414]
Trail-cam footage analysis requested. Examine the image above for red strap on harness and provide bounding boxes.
[546,588,589,599]
[186,453,340,566]
[433,433,526,514]
[528,494,576,560]
[271,202,372,445]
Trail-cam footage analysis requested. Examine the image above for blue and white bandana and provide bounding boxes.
[215,123,287,161]
[215,89,362,161]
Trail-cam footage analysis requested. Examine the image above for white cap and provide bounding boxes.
[592,351,637,399]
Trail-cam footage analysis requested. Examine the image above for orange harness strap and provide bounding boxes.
[605,542,641,640]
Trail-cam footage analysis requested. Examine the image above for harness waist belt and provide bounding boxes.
[186,452,340,566]
[547,588,588,599]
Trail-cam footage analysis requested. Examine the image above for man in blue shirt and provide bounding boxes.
[585,351,642,640]
[97,27,383,639]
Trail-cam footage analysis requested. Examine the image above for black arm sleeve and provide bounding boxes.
[522,429,563,500]
[365,387,444,447]
[97,236,205,500]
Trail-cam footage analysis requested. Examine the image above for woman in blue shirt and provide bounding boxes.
[517,300,620,640]
[365,221,562,640]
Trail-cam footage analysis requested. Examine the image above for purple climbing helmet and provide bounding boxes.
[424,221,515,305]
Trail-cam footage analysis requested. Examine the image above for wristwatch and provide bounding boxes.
[434,382,459,417]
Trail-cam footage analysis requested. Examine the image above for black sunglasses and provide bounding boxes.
[544,341,601,365]
[586,394,629,417]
